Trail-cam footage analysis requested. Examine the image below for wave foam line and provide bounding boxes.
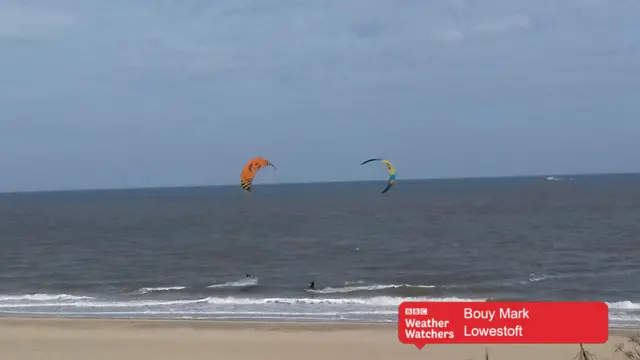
[607,301,640,310]
[134,286,186,295]
[207,277,258,288]
[0,310,398,316]
[0,296,483,308]
[3,294,638,311]
[307,284,434,294]
[0,294,93,301]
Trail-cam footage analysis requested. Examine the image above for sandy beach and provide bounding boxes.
[0,318,636,360]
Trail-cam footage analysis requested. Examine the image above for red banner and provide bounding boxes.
[398,301,608,349]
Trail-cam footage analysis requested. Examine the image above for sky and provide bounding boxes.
[0,0,638,192]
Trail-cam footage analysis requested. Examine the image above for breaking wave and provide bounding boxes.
[207,277,258,288]
[0,294,94,301]
[134,286,186,295]
[306,283,434,294]
[608,301,640,310]
[0,292,637,326]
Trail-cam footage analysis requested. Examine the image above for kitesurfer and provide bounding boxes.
[309,281,315,290]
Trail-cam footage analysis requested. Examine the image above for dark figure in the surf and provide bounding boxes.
[309,281,315,290]
[246,273,251,278]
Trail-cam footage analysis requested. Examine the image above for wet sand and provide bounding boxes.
[0,318,636,360]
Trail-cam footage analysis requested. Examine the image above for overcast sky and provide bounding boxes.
[0,0,638,192]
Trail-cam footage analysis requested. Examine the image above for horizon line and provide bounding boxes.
[1,171,638,196]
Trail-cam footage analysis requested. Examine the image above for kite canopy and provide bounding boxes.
[360,158,396,194]
[240,157,276,192]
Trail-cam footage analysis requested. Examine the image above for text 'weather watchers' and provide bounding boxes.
[397,301,608,349]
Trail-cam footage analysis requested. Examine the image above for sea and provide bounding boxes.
[0,174,639,327]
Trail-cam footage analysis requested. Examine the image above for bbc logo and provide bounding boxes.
[404,308,428,315]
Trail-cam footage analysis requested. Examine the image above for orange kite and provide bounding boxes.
[240,157,276,192]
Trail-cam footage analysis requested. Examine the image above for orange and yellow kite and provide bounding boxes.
[240,157,276,192]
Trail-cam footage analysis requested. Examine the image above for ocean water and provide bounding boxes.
[0,174,639,327]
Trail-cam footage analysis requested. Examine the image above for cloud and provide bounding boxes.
[99,1,537,82]
[1,0,638,191]
[0,5,75,41]
[431,29,465,46]
[449,0,470,9]
[428,13,531,47]
[472,14,532,36]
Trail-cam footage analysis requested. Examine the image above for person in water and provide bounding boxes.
[309,281,315,290]
[246,273,252,278]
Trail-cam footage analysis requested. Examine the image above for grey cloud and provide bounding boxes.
[0,0,638,191]
[0,5,75,40]
[472,14,532,37]
[109,1,536,79]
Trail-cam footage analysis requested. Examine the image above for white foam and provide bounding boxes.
[528,274,547,282]
[3,294,635,312]
[0,310,398,316]
[0,295,482,308]
[207,277,258,288]
[344,280,365,285]
[306,284,435,294]
[607,301,640,309]
[610,314,640,321]
[526,270,640,284]
[0,294,93,301]
[1,293,637,327]
[135,286,186,295]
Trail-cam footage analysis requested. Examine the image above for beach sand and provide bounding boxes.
[0,318,637,360]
